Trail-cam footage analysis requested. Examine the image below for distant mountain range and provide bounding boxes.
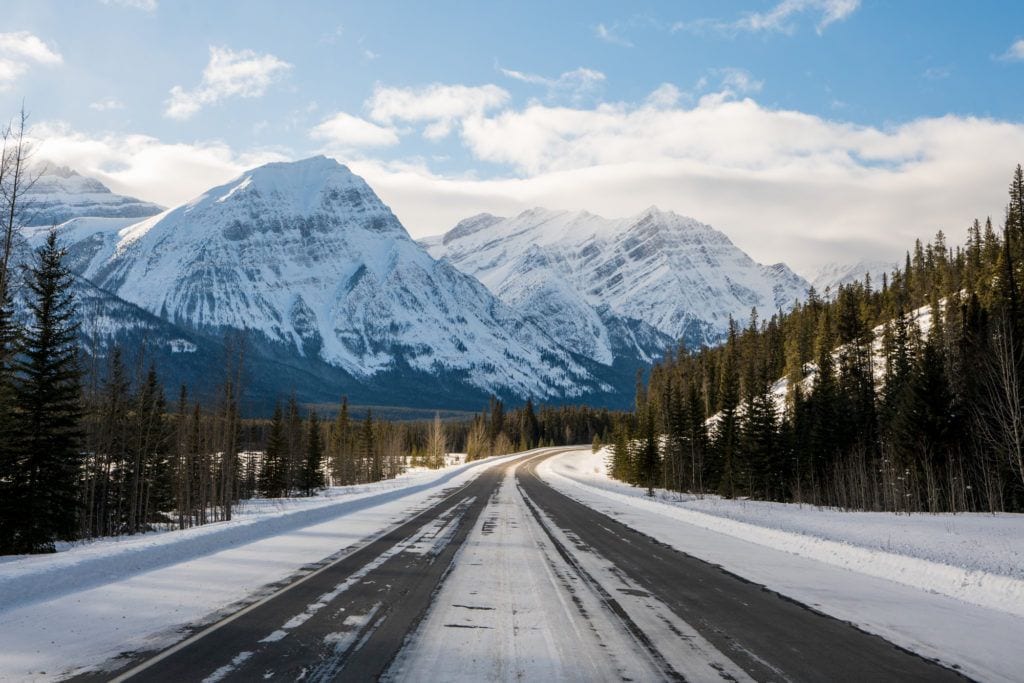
[422,207,809,354]
[19,156,825,411]
[24,165,164,227]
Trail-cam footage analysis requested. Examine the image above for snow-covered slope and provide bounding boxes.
[74,157,605,401]
[425,207,809,353]
[23,165,163,227]
[810,260,896,295]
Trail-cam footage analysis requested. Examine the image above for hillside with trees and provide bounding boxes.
[611,165,1024,513]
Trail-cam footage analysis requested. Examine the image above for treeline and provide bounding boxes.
[461,396,616,460]
[613,165,1024,514]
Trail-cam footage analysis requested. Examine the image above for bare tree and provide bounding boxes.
[974,317,1024,490]
[427,412,447,468]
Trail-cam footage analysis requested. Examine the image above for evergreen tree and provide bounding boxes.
[259,402,286,497]
[301,410,324,496]
[10,230,83,552]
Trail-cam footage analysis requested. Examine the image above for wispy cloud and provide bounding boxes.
[0,31,62,91]
[923,66,951,81]
[89,97,125,111]
[673,0,861,36]
[594,23,633,47]
[310,111,399,148]
[99,0,158,10]
[998,38,1024,61]
[165,46,292,120]
[367,83,509,140]
[499,66,605,102]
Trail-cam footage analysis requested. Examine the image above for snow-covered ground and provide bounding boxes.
[0,453,520,681]
[539,448,1024,682]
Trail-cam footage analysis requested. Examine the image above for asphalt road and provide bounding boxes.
[84,449,966,682]
[515,451,966,682]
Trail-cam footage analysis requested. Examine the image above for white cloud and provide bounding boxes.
[0,32,62,91]
[674,0,860,36]
[717,67,763,95]
[30,121,288,207]
[499,66,605,102]
[1000,39,1024,61]
[165,46,292,120]
[594,23,633,47]
[99,0,158,10]
[367,83,509,140]
[359,86,1024,274]
[310,111,399,148]
[89,97,125,111]
[28,78,1024,276]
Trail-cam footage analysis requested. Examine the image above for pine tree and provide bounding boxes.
[259,402,286,497]
[10,230,83,552]
[427,411,447,468]
[329,397,354,485]
[301,410,324,496]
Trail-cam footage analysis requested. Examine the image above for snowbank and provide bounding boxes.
[541,448,1024,618]
[538,448,1024,683]
[0,451,525,680]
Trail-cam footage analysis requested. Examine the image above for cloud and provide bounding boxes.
[99,0,158,10]
[29,78,1024,276]
[310,111,399,148]
[717,67,763,95]
[367,83,509,140]
[0,32,62,91]
[499,66,605,101]
[360,85,1024,274]
[999,38,1024,61]
[674,0,860,36]
[165,46,292,120]
[30,121,288,207]
[923,66,951,81]
[594,23,633,47]
[89,97,125,111]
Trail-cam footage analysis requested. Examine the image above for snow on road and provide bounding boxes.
[0,452,523,681]
[540,448,1024,683]
[387,459,749,683]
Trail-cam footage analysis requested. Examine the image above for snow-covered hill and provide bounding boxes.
[65,156,607,403]
[424,207,809,352]
[23,165,163,227]
[809,260,896,295]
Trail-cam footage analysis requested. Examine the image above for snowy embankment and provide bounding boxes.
[539,448,1024,683]
[0,452,520,681]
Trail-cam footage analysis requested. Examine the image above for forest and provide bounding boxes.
[610,165,1024,514]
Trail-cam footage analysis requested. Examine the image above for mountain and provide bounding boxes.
[57,156,615,407]
[23,165,164,227]
[424,207,810,353]
[809,260,897,294]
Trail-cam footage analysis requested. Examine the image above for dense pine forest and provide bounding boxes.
[611,166,1024,514]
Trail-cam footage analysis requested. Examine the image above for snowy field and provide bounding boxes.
[0,452,517,681]
[539,448,1024,682]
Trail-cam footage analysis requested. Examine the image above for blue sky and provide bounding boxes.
[3,0,1024,272]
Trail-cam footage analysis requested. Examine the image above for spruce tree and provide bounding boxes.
[259,402,286,497]
[302,410,324,496]
[11,230,83,552]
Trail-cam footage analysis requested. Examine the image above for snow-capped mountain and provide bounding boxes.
[64,156,609,404]
[810,260,897,295]
[23,165,164,227]
[424,207,809,353]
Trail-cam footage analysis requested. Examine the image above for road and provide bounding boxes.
[87,449,965,682]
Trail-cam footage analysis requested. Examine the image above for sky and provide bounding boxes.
[2,0,1024,275]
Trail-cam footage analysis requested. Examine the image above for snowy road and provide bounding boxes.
[72,448,967,682]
